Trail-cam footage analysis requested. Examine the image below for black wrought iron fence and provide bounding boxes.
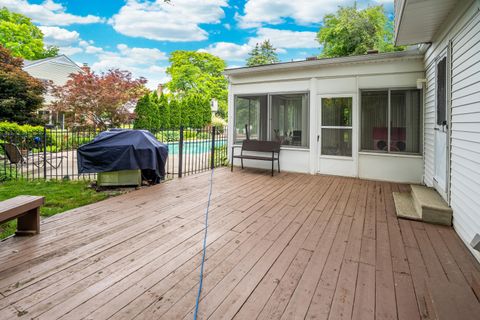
[0,125,228,182]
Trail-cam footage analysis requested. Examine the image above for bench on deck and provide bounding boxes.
[0,195,44,236]
[231,140,280,176]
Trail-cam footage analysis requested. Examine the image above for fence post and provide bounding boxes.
[210,126,216,169]
[43,126,47,179]
[178,126,184,178]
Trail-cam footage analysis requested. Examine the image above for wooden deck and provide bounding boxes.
[0,168,479,319]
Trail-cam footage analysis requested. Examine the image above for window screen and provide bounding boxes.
[321,97,352,156]
[361,89,421,154]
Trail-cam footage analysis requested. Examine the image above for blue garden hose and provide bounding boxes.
[193,167,214,320]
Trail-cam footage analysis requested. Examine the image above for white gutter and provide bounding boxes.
[224,50,423,76]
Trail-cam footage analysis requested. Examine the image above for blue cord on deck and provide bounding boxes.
[193,168,214,320]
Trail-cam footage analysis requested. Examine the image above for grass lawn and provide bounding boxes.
[0,179,114,239]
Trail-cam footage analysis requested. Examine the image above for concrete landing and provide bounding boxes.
[393,185,453,226]
[393,192,421,221]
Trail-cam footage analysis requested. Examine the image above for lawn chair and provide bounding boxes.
[1,143,65,169]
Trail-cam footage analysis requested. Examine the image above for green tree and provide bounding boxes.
[157,93,170,129]
[134,93,159,131]
[168,96,181,128]
[0,7,59,60]
[0,45,45,124]
[246,40,280,67]
[166,51,227,116]
[317,5,403,58]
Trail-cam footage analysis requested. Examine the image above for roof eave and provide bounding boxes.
[224,50,423,77]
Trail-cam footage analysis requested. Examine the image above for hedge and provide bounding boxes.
[134,92,213,130]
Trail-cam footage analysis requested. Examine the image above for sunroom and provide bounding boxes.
[225,49,426,183]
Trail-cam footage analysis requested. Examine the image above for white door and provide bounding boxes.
[317,95,356,177]
[433,55,449,199]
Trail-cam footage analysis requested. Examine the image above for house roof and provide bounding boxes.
[23,55,83,72]
[22,54,84,88]
[224,49,423,77]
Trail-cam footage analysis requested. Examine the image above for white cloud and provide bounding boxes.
[91,44,169,89]
[110,0,227,42]
[237,0,357,28]
[199,42,252,61]
[249,28,318,49]
[201,27,318,62]
[0,0,103,26]
[58,46,83,56]
[85,45,104,54]
[39,26,80,46]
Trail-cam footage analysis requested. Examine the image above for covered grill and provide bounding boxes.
[77,129,168,183]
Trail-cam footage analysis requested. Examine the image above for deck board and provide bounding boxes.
[0,168,479,319]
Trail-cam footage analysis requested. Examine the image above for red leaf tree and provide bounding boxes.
[0,45,45,124]
[51,67,148,129]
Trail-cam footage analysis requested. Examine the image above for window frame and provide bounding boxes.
[233,94,268,143]
[320,96,354,157]
[359,87,423,155]
[435,55,448,127]
[233,91,310,149]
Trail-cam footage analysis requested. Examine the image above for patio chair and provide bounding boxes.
[1,143,65,169]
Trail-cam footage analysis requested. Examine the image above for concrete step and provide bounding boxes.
[393,192,421,221]
[411,185,452,226]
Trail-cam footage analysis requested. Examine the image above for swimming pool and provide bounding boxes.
[165,139,226,155]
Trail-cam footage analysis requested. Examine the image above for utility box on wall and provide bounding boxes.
[97,170,141,187]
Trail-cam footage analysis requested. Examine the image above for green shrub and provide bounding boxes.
[0,166,18,181]
[0,121,47,150]
[157,130,180,142]
[196,131,210,140]
[183,130,197,140]
[209,145,228,167]
[211,115,227,128]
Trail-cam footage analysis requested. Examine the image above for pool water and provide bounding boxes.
[166,139,226,155]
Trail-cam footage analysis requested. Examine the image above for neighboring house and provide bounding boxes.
[225,0,480,261]
[22,55,84,128]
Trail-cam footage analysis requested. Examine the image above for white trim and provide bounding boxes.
[433,47,450,202]
[358,151,423,159]
[225,51,423,76]
[23,55,83,73]
[317,94,357,176]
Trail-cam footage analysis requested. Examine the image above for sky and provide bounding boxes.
[2,0,394,89]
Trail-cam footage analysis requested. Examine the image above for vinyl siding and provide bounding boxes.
[25,62,81,86]
[450,8,480,261]
[422,1,480,261]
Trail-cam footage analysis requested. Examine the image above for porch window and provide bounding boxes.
[321,97,352,156]
[270,94,309,147]
[361,89,421,154]
[234,95,267,143]
[234,93,309,148]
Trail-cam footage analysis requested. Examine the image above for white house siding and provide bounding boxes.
[422,1,480,260]
[23,56,83,105]
[451,8,480,261]
[227,55,425,182]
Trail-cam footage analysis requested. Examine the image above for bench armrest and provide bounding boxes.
[231,145,242,155]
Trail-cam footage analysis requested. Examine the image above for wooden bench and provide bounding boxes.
[0,196,44,236]
[231,140,280,176]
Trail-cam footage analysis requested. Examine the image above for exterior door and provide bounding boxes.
[317,95,356,177]
[434,55,449,199]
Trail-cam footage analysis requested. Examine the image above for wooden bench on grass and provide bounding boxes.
[0,195,44,236]
[231,140,280,176]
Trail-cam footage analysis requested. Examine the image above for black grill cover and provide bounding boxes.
[77,129,168,182]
